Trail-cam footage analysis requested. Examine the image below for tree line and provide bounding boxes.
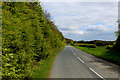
[73,40,115,46]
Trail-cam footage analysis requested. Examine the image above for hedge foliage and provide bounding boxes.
[74,40,115,47]
[2,2,66,78]
[106,45,113,49]
[73,44,96,48]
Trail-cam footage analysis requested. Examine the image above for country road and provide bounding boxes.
[50,45,120,80]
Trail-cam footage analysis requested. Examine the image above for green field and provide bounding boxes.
[73,44,120,65]
[31,47,64,78]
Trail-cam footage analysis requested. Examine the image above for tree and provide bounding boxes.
[43,10,51,20]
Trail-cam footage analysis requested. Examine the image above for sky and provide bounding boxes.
[40,1,118,41]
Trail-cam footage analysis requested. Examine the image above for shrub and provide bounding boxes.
[106,45,113,49]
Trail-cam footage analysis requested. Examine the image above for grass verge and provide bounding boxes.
[31,47,65,78]
[73,45,120,65]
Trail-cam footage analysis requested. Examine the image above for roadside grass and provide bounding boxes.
[73,45,120,65]
[31,47,65,78]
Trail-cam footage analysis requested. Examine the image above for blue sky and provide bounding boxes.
[41,2,118,41]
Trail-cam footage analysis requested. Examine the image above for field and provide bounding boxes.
[73,43,120,65]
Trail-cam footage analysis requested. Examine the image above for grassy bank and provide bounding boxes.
[73,45,120,65]
[31,47,65,78]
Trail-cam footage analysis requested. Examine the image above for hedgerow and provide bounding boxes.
[73,44,96,48]
[2,2,66,78]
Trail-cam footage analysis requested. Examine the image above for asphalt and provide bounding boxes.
[50,45,120,80]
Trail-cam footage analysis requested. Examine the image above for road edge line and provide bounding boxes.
[89,68,105,80]
[77,57,84,63]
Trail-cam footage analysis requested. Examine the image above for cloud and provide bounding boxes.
[62,30,84,35]
[42,2,118,41]
[85,24,116,31]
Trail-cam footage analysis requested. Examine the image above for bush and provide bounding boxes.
[106,45,113,49]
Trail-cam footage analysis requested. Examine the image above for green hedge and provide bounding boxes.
[2,2,66,78]
[73,44,96,48]
[106,45,113,49]
[79,44,96,48]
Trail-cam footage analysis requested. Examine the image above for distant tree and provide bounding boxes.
[65,38,73,44]
[43,10,51,20]
[73,41,77,44]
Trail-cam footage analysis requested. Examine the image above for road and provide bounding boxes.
[50,45,120,80]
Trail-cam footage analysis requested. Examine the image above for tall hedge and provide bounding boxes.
[2,2,66,78]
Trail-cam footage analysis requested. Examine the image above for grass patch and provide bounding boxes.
[31,47,65,78]
[73,45,120,65]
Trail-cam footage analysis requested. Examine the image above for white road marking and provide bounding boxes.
[74,53,76,56]
[77,57,84,63]
[89,68,105,80]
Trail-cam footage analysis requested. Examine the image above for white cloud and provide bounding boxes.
[85,24,116,31]
[42,2,118,41]
[62,30,85,35]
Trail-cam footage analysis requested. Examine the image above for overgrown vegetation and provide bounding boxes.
[2,2,66,78]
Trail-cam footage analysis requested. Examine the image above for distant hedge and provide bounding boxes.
[2,2,66,78]
[106,45,113,49]
[65,38,73,44]
[73,44,96,48]
[79,44,96,48]
[74,40,115,46]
